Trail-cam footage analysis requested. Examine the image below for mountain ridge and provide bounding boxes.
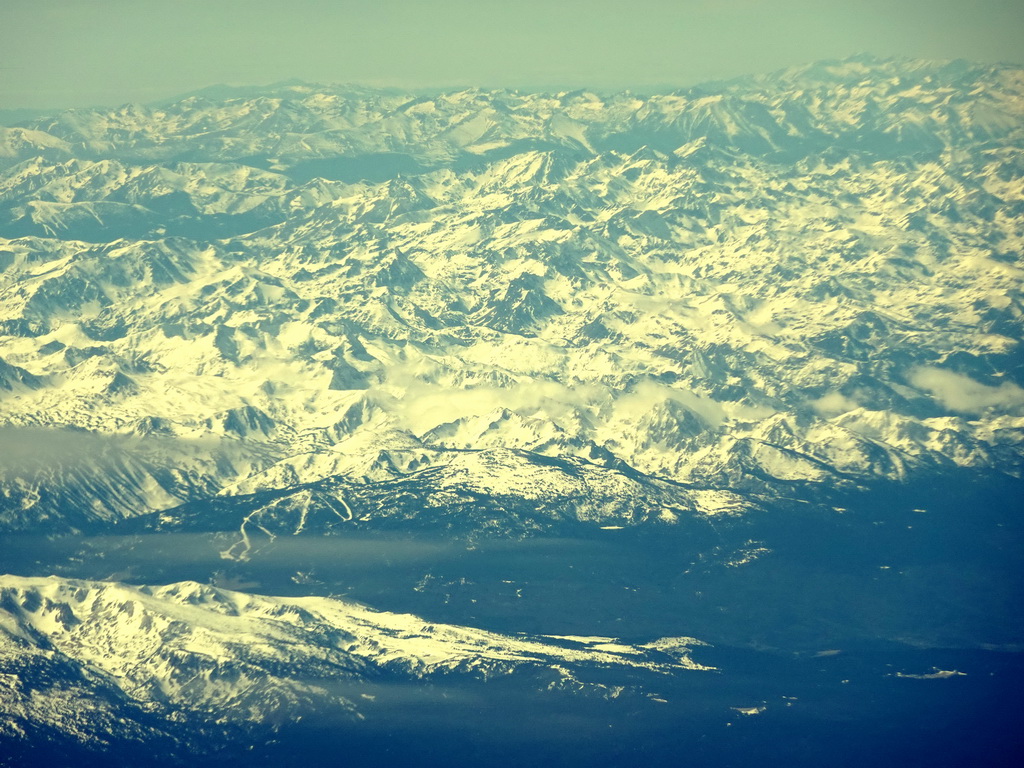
[1,55,1022,532]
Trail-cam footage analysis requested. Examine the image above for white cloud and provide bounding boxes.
[909,366,1024,415]
[810,391,858,416]
[614,379,726,427]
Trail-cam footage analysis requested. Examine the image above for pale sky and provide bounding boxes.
[1,0,1021,109]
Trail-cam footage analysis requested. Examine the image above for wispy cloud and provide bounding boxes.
[909,366,1024,415]
[810,391,859,416]
[0,425,236,474]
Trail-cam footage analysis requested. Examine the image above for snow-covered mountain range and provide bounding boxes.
[0,574,705,755]
[1,55,1022,534]
[1,55,1022,766]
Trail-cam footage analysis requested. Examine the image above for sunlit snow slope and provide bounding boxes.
[0,55,1022,531]
[0,574,706,750]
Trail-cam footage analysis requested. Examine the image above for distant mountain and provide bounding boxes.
[1,56,1021,532]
